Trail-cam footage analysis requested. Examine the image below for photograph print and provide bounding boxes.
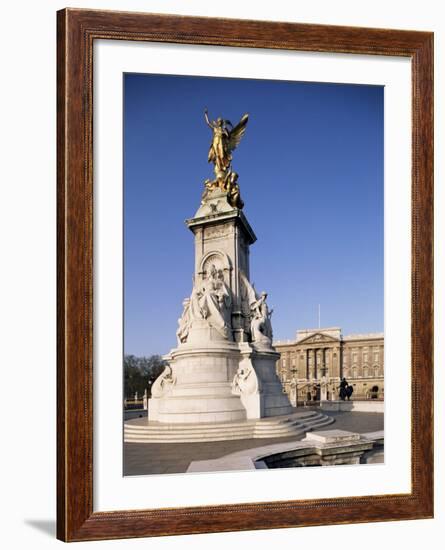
[123,72,384,476]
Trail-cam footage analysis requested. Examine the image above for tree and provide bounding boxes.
[123,354,166,399]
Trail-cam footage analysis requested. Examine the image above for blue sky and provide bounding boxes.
[124,73,383,356]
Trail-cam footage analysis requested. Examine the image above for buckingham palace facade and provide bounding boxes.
[274,327,384,405]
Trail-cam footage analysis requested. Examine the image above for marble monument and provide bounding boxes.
[149,110,293,424]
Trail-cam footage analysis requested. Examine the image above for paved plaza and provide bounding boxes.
[124,410,384,476]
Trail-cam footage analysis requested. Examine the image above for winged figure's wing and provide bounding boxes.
[227,114,249,153]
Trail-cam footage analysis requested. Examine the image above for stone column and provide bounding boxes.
[331,347,337,376]
[309,349,315,380]
[187,203,257,344]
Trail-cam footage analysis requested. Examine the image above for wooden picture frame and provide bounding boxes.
[57,8,434,542]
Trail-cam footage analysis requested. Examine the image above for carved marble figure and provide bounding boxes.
[250,292,274,345]
[231,364,258,396]
[176,298,192,344]
[238,270,274,347]
[177,264,233,341]
[151,365,176,397]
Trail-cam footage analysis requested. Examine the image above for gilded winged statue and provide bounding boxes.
[202,109,248,209]
[204,109,249,174]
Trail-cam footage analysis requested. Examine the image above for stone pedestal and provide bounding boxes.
[149,340,292,423]
[149,340,246,424]
[235,344,294,419]
[186,188,256,344]
[148,187,293,425]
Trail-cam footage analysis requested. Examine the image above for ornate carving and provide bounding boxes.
[250,292,273,346]
[176,298,192,344]
[199,250,231,278]
[204,225,231,239]
[151,365,176,398]
[300,333,339,345]
[239,270,274,347]
[231,363,258,396]
[177,264,233,342]
[202,253,225,277]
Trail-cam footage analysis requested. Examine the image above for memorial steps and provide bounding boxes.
[124,410,334,443]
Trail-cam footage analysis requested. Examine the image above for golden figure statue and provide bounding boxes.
[204,109,249,176]
[225,171,244,209]
[202,170,244,209]
[202,109,248,209]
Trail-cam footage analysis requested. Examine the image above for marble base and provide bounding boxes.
[149,341,245,424]
[149,338,292,424]
[126,410,335,443]
[243,345,294,418]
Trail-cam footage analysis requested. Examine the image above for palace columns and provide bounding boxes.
[308,349,315,380]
